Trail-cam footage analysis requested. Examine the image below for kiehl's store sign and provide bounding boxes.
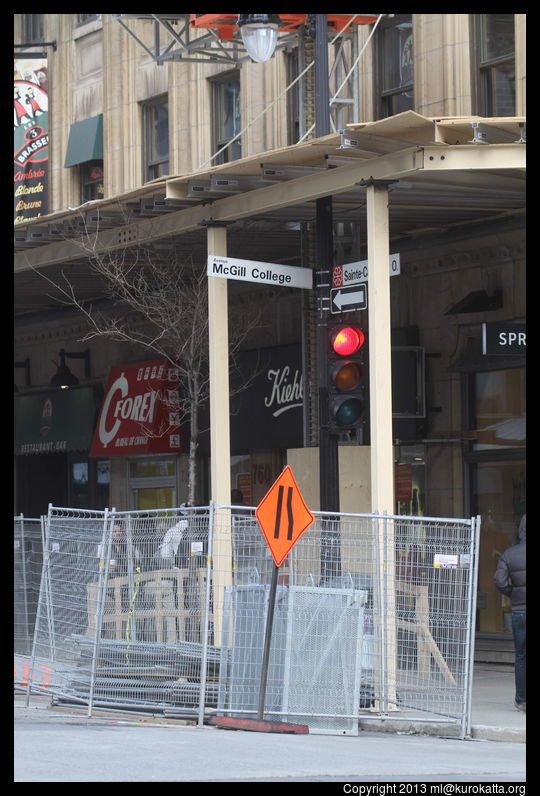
[90,359,182,457]
[482,322,526,356]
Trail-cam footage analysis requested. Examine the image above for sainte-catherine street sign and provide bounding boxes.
[330,253,400,314]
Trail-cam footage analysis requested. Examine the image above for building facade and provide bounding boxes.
[14,14,525,645]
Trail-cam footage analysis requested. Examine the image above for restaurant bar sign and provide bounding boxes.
[90,360,182,457]
[482,322,526,356]
[15,387,98,456]
[14,58,49,222]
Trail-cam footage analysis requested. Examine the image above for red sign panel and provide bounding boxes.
[90,359,182,457]
[395,463,413,502]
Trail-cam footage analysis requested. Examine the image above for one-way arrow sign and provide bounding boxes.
[330,284,367,314]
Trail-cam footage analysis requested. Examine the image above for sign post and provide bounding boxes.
[210,465,314,733]
[255,465,315,724]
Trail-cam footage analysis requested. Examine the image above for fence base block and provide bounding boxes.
[209,716,309,734]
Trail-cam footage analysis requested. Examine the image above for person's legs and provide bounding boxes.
[511,610,526,708]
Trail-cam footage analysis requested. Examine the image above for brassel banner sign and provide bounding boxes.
[207,255,313,290]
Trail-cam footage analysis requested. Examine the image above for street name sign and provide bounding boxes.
[332,253,400,288]
[255,465,315,567]
[208,255,313,290]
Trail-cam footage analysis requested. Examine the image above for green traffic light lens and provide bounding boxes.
[335,397,363,426]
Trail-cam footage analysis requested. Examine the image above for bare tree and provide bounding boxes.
[34,214,262,505]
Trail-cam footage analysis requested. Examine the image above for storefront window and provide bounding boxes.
[128,456,176,509]
[231,454,252,505]
[132,487,175,511]
[468,365,525,634]
[395,445,426,516]
[69,457,109,510]
[473,460,525,633]
[473,368,525,450]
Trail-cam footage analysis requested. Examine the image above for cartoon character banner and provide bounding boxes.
[14,58,49,223]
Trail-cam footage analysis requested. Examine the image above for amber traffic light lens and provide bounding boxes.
[333,361,362,391]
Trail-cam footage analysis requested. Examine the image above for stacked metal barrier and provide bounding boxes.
[20,504,479,736]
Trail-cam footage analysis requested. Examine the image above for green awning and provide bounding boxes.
[15,386,99,455]
[64,114,103,168]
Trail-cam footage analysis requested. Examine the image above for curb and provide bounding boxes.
[471,724,526,743]
[358,718,525,743]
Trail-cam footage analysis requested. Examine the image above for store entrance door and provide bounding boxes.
[472,459,526,635]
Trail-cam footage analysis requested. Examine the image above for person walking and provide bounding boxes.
[494,514,526,711]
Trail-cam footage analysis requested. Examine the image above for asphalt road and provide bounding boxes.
[14,702,526,783]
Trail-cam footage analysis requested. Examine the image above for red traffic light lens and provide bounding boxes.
[331,326,365,357]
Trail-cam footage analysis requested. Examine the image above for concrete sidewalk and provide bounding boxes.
[468,663,525,742]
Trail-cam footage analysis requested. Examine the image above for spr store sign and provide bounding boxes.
[90,359,182,456]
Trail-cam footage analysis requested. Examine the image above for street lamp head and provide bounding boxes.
[237,14,280,62]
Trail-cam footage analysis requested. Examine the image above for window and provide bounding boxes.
[22,14,44,43]
[77,14,101,25]
[81,161,104,202]
[376,15,413,118]
[143,96,169,181]
[475,14,515,116]
[472,368,525,450]
[464,365,526,633]
[129,456,177,510]
[69,456,109,510]
[211,72,241,164]
[286,49,301,145]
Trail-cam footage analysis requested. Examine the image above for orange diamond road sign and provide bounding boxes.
[255,465,315,567]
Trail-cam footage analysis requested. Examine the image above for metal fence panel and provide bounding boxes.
[217,584,289,716]
[14,516,43,658]
[19,503,479,736]
[389,514,480,732]
[282,586,367,734]
[29,508,110,700]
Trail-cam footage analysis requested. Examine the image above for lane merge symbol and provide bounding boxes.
[274,485,294,539]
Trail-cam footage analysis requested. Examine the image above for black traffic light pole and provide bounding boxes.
[314,14,340,515]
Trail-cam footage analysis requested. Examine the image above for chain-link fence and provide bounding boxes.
[20,504,480,737]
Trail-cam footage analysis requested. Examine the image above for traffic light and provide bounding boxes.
[327,324,367,437]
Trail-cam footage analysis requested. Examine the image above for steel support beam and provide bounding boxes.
[365,180,397,709]
[14,144,525,273]
[206,223,232,643]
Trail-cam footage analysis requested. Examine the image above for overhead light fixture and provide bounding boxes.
[50,348,90,389]
[237,14,280,62]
